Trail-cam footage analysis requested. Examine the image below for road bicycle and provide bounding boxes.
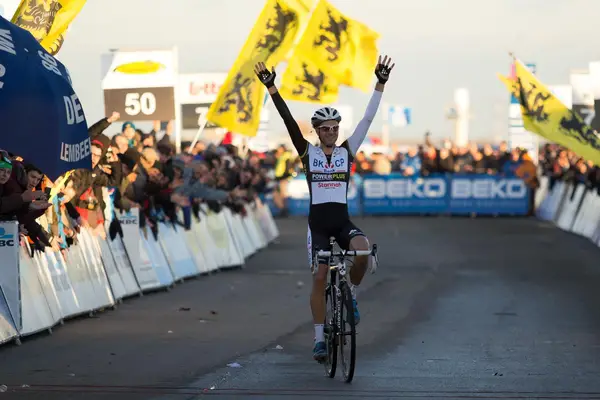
[313,237,379,383]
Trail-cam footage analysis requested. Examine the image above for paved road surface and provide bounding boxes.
[1,217,600,399]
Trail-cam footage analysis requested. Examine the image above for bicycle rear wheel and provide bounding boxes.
[339,281,356,383]
[324,282,338,378]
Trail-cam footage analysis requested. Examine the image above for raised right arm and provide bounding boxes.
[268,85,308,157]
[254,62,309,157]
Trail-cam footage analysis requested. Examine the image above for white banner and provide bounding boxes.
[118,210,161,291]
[158,224,198,279]
[19,245,56,336]
[43,250,82,318]
[191,214,220,272]
[0,221,20,330]
[104,232,140,296]
[0,288,16,344]
[141,233,174,287]
[0,202,280,348]
[97,238,128,301]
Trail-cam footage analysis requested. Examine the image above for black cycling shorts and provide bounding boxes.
[307,220,365,268]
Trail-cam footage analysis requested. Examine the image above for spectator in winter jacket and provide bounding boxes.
[122,121,137,148]
[401,147,421,176]
[482,144,499,174]
[0,154,27,218]
[0,155,52,250]
[111,134,129,155]
[437,148,454,173]
[421,146,438,176]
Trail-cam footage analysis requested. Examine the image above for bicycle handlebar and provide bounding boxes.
[316,248,375,258]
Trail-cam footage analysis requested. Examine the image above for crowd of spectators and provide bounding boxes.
[265,132,600,216]
[349,133,539,181]
[539,144,600,192]
[0,112,279,256]
[2,120,598,245]
[275,133,598,192]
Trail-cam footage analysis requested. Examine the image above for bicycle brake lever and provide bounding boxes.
[370,244,379,274]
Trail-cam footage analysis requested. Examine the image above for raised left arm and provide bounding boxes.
[344,55,395,156]
[345,86,384,156]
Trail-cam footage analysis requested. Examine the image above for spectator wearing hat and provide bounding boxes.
[0,152,39,218]
[0,153,53,251]
[70,135,119,237]
[122,121,137,148]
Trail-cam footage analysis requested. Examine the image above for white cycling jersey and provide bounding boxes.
[271,87,382,228]
[303,143,352,205]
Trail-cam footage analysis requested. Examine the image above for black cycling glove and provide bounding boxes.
[375,61,393,84]
[256,66,277,88]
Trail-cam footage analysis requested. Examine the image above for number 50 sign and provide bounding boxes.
[101,48,178,121]
[103,87,175,120]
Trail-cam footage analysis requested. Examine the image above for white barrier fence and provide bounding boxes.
[536,176,600,248]
[0,199,279,346]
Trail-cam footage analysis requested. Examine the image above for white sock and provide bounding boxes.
[314,324,324,342]
[350,284,358,300]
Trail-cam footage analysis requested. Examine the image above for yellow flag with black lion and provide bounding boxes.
[498,58,600,165]
[11,0,86,55]
[207,0,309,137]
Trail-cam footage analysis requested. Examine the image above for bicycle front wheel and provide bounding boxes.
[324,284,338,378]
[339,282,356,383]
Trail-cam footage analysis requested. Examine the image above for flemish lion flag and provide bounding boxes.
[498,72,539,136]
[281,0,316,61]
[280,55,338,103]
[207,0,306,137]
[499,59,600,165]
[279,0,338,103]
[293,0,379,92]
[340,18,379,90]
[11,0,86,56]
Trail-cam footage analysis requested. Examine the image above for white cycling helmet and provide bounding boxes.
[311,106,341,128]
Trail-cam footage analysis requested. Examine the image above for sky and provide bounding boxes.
[50,0,600,144]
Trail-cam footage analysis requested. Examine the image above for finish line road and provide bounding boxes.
[1,217,600,400]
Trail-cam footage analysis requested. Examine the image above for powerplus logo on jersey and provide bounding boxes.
[312,173,347,181]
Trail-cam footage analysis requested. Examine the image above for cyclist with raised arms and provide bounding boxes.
[254,55,394,362]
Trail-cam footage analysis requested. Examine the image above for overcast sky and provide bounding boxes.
[55,0,600,143]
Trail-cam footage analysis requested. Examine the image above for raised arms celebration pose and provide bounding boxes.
[254,55,395,362]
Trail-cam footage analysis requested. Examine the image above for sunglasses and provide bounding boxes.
[318,125,340,133]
